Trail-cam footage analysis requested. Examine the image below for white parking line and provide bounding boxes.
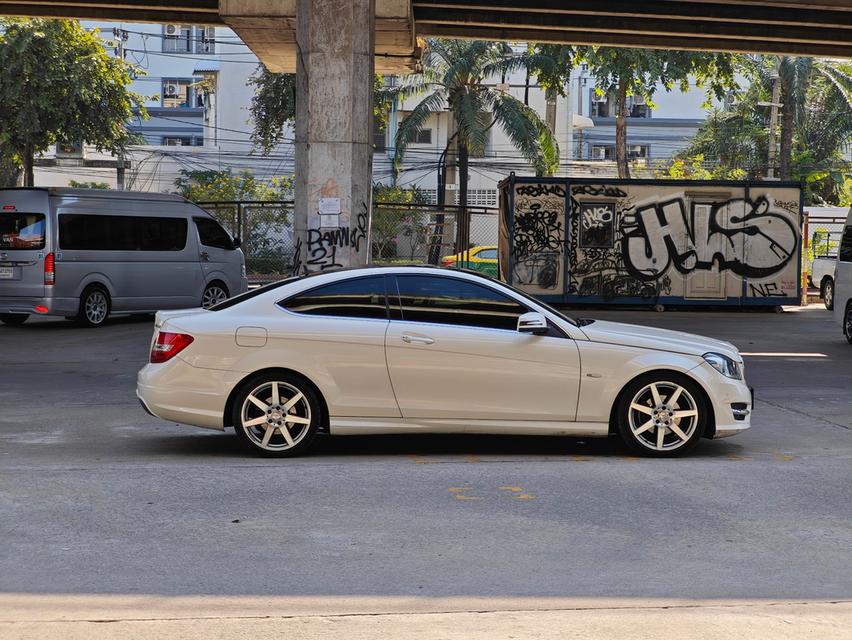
[740,352,828,357]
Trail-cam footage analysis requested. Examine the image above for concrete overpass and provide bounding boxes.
[1,0,850,271]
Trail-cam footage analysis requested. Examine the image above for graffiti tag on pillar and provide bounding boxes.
[622,196,798,281]
[513,184,565,290]
[305,211,368,271]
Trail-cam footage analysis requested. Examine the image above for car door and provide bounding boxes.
[276,275,401,418]
[385,274,581,424]
[193,217,239,297]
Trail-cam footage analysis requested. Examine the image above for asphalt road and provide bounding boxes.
[1,305,850,637]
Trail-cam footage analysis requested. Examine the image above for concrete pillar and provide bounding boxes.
[293,0,375,275]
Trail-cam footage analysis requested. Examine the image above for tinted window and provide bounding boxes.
[280,276,388,319]
[0,213,45,250]
[840,226,852,263]
[394,275,527,331]
[194,217,233,249]
[477,248,497,260]
[59,214,187,251]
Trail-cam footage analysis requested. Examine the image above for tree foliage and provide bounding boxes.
[0,19,146,186]
[371,183,428,261]
[249,69,390,155]
[174,169,293,203]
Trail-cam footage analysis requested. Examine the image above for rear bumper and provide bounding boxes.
[0,295,77,316]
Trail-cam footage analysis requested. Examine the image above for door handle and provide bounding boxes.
[200,251,209,261]
[401,334,435,345]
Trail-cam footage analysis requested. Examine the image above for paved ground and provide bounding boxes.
[1,305,850,638]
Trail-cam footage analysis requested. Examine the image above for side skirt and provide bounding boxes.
[329,417,609,437]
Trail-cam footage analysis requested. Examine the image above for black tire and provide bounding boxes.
[822,278,834,311]
[75,285,111,327]
[231,372,322,457]
[615,372,709,457]
[844,302,852,346]
[0,313,28,326]
[201,281,229,309]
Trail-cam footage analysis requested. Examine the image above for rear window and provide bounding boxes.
[0,213,45,250]
[59,214,187,251]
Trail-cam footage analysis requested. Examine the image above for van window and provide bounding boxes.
[59,214,187,251]
[839,226,852,263]
[194,217,233,249]
[0,213,45,250]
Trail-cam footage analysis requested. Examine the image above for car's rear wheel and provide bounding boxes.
[75,286,110,327]
[0,313,28,326]
[232,374,320,457]
[822,278,834,310]
[844,302,852,345]
[202,282,229,309]
[616,373,708,457]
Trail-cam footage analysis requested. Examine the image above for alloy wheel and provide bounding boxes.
[85,291,108,325]
[845,305,852,344]
[202,284,228,308]
[239,381,312,452]
[824,280,834,310]
[627,381,699,452]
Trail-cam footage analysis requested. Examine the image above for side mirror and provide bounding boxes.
[231,236,242,249]
[517,311,548,335]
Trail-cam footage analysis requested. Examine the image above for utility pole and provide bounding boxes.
[113,28,129,190]
[765,63,782,180]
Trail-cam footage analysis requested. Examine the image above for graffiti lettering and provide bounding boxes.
[622,196,798,281]
[571,184,628,198]
[579,203,615,248]
[516,184,566,198]
[302,210,368,272]
[748,282,787,297]
[513,253,559,290]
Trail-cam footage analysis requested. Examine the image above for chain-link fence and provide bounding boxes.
[196,200,499,281]
[807,213,847,260]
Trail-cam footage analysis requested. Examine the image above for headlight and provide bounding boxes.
[703,352,743,380]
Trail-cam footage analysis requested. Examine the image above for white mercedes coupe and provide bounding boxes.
[137,266,752,458]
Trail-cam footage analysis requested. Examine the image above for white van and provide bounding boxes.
[833,207,852,344]
[0,188,248,327]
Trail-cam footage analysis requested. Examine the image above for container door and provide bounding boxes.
[0,210,47,300]
[685,202,727,299]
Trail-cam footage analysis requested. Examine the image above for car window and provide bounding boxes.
[394,274,528,331]
[59,214,187,251]
[0,212,45,250]
[194,217,233,249]
[279,276,388,319]
[477,248,498,260]
[839,226,852,263]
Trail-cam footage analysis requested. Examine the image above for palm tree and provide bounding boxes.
[380,39,559,261]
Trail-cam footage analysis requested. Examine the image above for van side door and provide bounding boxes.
[193,217,241,301]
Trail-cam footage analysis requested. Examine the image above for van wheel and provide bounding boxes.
[76,286,110,327]
[202,282,229,309]
[844,303,852,345]
[822,278,834,310]
[0,313,28,326]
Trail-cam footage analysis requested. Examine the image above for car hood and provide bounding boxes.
[579,320,741,359]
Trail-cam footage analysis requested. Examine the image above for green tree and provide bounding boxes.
[0,19,146,186]
[383,39,558,208]
[174,168,293,203]
[371,183,427,262]
[249,70,390,154]
[574,47,737,178]
[68,180,110,189]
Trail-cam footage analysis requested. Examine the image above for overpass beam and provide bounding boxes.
[293,0,375,274]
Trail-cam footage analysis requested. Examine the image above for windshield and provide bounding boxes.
[0,212,45,250]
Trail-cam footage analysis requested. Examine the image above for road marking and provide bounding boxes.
[513,493,535,500]
[740,352,827,358]
[498,486,523,492]
[772,451,795,462]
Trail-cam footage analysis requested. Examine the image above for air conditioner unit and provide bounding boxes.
[164,82,180,97]
[164,24,182,36]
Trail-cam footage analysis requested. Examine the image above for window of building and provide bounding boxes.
[373,113,387,151]
[163,25,192,53]
[58,214,187,251]
[279,276,389,319]
[628,145,649,159]
[162,79,196,109]
[194,27,215,54]
[393,275,528,331]
[162,137,191,146]
[590,90,611,118]
[591,145,614,160]
[414,129,432,144]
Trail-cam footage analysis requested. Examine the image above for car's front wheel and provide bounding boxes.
[615,373,708,457]
[822,278,834,311]
[231,374,321,457]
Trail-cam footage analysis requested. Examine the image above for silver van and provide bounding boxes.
[0,188,248,327]
[833,207,852,344]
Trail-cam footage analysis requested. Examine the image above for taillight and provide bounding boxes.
[44,252,55,285]
[150,332,194,364]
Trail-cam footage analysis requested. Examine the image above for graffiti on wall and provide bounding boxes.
[579,202,615,248]
[293,205,368,275]
[622,196,798,281]
[512,183,566,290]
